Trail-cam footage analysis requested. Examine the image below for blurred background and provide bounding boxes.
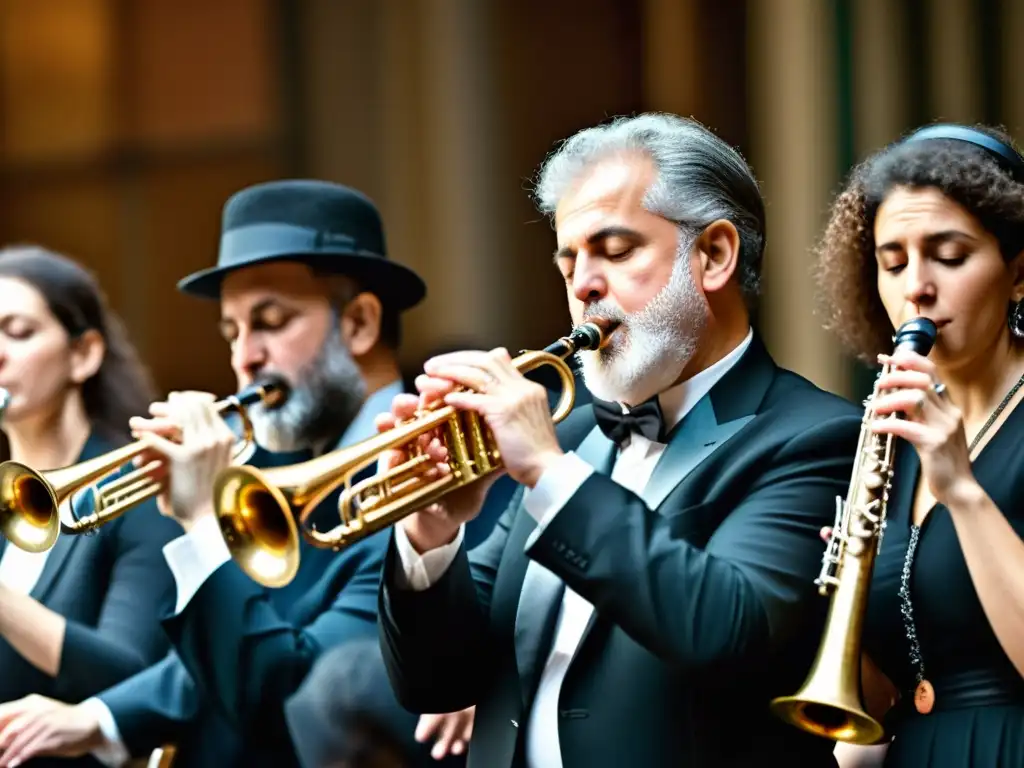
[1,0,1020,403]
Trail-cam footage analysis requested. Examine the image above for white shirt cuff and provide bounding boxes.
[392,523,464,591]
[523,451,595,531]
[80,697,130,767]
[162,514,231,614]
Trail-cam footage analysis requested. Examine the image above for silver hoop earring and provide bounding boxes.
[1011,301,1024,339]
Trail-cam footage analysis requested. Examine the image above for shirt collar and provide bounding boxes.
[654,328,754,435]
[332,379,404,452]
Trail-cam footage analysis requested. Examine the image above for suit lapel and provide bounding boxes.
[567,335,774,666]
[29,432,112,603]
[514,425,615,705]
[28,505,77,602]
[643,334,776,513]
[641,397,755,511]
[511,336,776,703]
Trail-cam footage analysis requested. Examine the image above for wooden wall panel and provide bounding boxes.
[0,0,116,163]
[132,154,287,396]
[0,174,123,308]
[121,0,280,148]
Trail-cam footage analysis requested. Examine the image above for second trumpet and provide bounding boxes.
[0,382,285,553]
[211,322,612,588]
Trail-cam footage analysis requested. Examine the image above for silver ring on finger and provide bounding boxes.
[932,380,947,397]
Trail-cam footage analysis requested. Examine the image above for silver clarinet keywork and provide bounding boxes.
[769,317,938,745]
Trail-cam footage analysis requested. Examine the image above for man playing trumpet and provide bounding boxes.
[376,113,864,767]
[0,180,443,767]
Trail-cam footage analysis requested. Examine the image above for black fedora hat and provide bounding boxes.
[177,179,426,310]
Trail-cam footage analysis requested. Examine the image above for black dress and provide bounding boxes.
[862,402,1024,767]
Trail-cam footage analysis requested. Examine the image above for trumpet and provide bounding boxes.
[0,382,286,554]
[212,322,612,588]
[769,317,938,744]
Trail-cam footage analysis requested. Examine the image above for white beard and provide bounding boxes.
[575,249,707,404]
[250,324,366,453]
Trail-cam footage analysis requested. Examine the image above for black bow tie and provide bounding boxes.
[592,396,665,445]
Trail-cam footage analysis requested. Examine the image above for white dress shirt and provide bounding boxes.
[84,380,406,767]
[393,330,752,768]
[0,499,79,595]
[0,544,50,596]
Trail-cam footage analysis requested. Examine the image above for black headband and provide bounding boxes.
[903,124,1024,182]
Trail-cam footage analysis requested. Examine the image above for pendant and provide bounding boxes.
[914,679,935,714]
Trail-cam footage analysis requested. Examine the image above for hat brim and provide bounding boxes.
[177,251,426,311]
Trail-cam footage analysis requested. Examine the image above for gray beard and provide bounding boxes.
[575,243,708,404]
[250,325,367,453]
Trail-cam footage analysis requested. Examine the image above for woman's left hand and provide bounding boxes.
[869,349,977,505]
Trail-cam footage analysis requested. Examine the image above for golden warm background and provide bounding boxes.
[2,0,1019,402]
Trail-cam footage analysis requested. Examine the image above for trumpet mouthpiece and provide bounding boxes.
[576,319,620,349]
[261,381,289,410]
[242,378,289,410]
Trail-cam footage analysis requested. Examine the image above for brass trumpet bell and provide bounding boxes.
[213,324,610,588]
[0,462,60,553]
[0,382,284,553]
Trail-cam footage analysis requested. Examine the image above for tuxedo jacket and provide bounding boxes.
[379,335,863,768]
[0,432,181,768]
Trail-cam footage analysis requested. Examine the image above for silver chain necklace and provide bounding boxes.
[898,369,1024,715]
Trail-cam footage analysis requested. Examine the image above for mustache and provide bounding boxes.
[582,300,628,326]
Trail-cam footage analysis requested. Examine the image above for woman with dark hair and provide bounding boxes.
[0,245,181,761]
[815,124,1024,767]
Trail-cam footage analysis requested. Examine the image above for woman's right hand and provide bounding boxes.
[377,380,503,554]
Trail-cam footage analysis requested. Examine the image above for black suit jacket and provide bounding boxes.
[0,432,180,767]
[98,397,471,768]
[97,465,388,767]
[379,335,862,768]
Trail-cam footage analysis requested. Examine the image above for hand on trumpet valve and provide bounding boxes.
[129,391,237,530]
[421,347,564,488]
[869,350,977,506]
[375,387,500,555]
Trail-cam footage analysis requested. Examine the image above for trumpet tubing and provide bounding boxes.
[769,317,938,745]
[213,323,610,588]
[0,382,284,553]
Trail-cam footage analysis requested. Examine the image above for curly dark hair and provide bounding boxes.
[0,245,157,458]
[814,123,1024,362]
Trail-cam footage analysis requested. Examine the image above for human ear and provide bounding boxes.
[68,329,105,384]
[340,292,383,357]
[1010,249,1024,303]
[693,219,741,295]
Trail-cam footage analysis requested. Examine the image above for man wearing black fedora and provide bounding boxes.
[0,180,452,768]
